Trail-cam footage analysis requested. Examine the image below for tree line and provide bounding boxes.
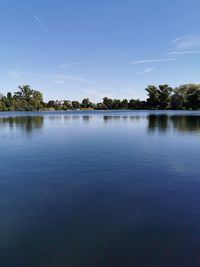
[0,84,200,111]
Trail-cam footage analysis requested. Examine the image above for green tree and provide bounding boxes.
[7,92,12,99]
[31,90,43,110]
[158,84,173,109]
[14,85,34,100]
[120,99,129,109]
[103,97,113,109]
[72,101,80,109]
[63,101,72,110]
[82,98,91,108]
[112,99,121,109]
[172,84,200,110]
[0,99,6,111]
[145,85,159,109]
[129,99,145,109]
[170,91,185,109]
[96,103,108,109]
[12,85,44,111]
[185,84,200,109]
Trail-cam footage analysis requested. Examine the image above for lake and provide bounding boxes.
[0,110,199,267]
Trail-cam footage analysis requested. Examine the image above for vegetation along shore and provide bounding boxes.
[1,84,200,111]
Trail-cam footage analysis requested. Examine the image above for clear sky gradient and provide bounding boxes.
[0,0,200,101]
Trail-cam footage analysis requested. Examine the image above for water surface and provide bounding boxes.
[0,111,200,267]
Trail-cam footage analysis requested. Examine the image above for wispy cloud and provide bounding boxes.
[53,79,66,84]
[53,74,94,85]
[167,50,200,55]
[85,87,145,100]
[129,58,175,64]
[171,35,200,50]
[7,70,48,79]
[138,66,155,74]
[57,61,90,69]
[7,70,21,79]
[85,88,113,99]
[6,70,94,86]
[34,15,49,34]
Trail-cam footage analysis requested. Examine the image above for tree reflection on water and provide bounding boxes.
[0,113,200,134]
[148,114,200,133]
[0,116,44,133]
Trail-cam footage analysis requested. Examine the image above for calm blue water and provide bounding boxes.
[0,110,200,267]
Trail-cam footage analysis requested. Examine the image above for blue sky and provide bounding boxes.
[0,0,200,101]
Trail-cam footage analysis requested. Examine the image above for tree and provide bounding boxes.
[112,99,121,109]
[89,102,96,109]
[72,101,80,109]
[14,85,34,100]
[96,103,108,110]
[47,100,55,108]
[129,99,145,109]
[146,84,172,109]
[12,85,44,111]
[103,97,113,109]
[185,84,200,109]
[170,91,185,110]
[0,99,6,110]
[157,84,173,109]
[31,90,43,110]
[121,99,129,109]
[145,85,159,109]
[172,84,200,110]
[82,98,91,108]
[7,92,12,99]
[63,101,72,110]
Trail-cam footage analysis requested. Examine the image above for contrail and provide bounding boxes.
[34,15,49,34]
[129,58,176,64]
